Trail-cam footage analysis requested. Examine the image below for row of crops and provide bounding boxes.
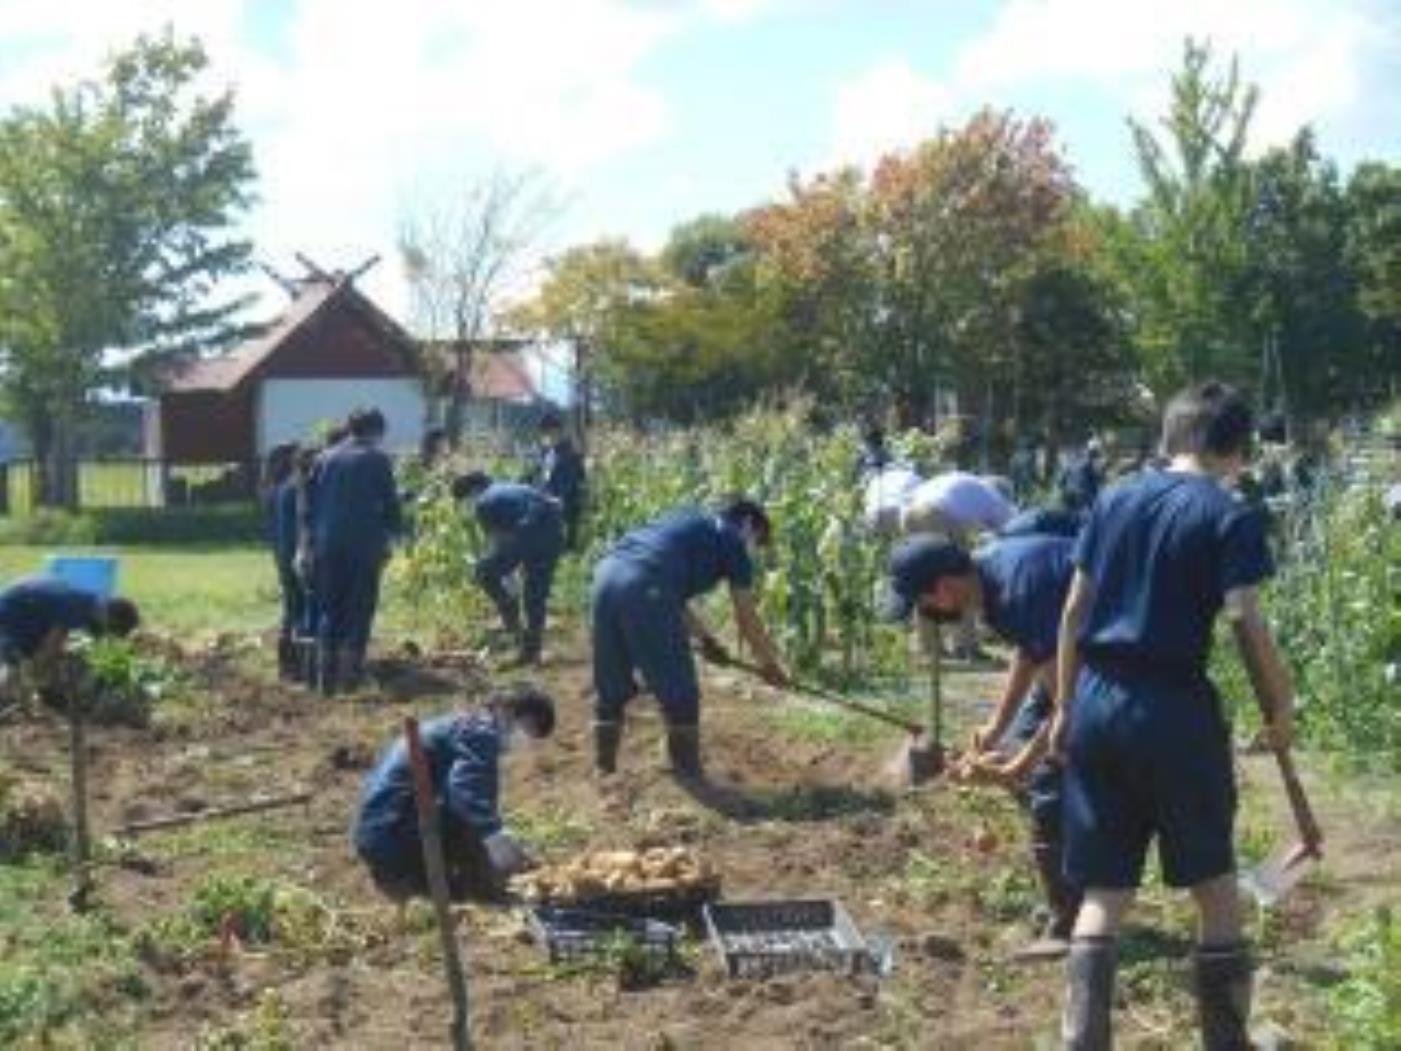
[396,405,1401,767]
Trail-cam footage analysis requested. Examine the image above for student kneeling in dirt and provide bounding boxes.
[0,577,141,699]
[877,533,1079,960]
[452,471,565,667]
[352,685,556,902]
[590,498,790,779]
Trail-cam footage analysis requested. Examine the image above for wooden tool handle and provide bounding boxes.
[726,656,924,735]
[1273,747,1323,856]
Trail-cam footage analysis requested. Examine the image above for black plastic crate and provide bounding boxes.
[524,881,720,927]
[528,906,681,963]
[703,899,873,979]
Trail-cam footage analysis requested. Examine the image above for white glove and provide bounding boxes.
[483,830,528,874]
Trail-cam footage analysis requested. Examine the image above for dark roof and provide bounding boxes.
[422,340,540,402]
[163,275,416,393]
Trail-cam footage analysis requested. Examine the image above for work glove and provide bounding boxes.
[483,830,530,875]
[697,635,731,666]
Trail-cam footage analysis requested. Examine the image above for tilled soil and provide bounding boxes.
[2,629,1388,1048]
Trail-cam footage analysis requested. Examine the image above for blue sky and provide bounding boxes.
[1,0,1398,327]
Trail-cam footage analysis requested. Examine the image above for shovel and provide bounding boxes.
[725,656,941,787]
[1239,737,1323,908]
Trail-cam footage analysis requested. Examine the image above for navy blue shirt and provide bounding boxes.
[606,508,754,599]
[271,480,300,566]
[1073,471,1274,676]
[976,535,1075,664]
[1000,507,1085,540]
[354,711,504,864]
[309,439,402,556]
[529,440,586,512]
[0,576,102,658]
[473,482,560,535]
[1059,459,1103,512]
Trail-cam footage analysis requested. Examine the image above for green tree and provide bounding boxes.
[1242,129,1368,419]
[1125,38,1258,393]
[0,31,256,504]
[660,213,752,289]
[1345,161,1401,406]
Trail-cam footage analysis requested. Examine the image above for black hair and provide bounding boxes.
[491,683,556,738]
[1160,382,1254,460]
[719,496,772,546]
[420,426,447,460]
[862,425,886,447]
[539,411,564,432]
[264,442,298,487]
[325,423,350,446]
[103,597,141,637]
[348,407,387,439]
[450,471,492,501]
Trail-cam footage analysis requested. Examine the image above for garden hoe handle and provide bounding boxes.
[1273,747,1323,858]
[405,717,472,1051]
[727,657,925,735]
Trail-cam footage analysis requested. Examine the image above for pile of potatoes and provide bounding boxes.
[513,847,717,902]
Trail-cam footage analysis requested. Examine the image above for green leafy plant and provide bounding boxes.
[1330,907,1401,1049]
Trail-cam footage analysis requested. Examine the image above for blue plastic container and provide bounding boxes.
[43,555,119,599]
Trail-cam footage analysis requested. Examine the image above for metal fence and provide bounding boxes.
[0,459,260,513]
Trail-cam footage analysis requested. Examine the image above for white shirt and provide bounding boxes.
[862,465,923,534]
[902,471,1017,533]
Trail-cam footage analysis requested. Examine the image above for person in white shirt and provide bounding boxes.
[898,471,1019,659]
[862,463,923,535]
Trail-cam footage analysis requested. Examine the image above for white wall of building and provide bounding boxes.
[256,378,426,454]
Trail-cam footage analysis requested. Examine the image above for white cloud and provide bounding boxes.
[952,0,1391,152]
[828,59,954,166]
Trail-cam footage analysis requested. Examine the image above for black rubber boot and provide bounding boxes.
[338,650,363,693]
[594,721,622,775]
[296,637,317,686]
[664,724,703,780]
[317,646,339,697]
[1194,943,1253,1051]
[1035,843,1082,940]
[1062,936,1116,1051]
[276,635,298,682]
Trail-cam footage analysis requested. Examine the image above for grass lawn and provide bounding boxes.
[0,545,417,637]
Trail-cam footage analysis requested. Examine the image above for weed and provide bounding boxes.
[1329,907,1401,1049]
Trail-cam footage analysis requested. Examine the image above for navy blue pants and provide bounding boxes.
[591,556,699,726]
[475,516,563,656]
[355,806,498,902]
[317,545,384,663]
[1063,664,1236,890]
[1004,684,1066,850]
[275,558,305,640]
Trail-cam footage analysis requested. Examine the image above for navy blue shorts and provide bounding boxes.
[1063,665,1236,890]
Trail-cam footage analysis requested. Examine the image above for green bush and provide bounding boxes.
[0,506,265,546]
[1330,907,1401,1050]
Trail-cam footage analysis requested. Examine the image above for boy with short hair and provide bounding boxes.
[1047,382,1306,1049]
[353,684,555,902]
[452,471,565,666]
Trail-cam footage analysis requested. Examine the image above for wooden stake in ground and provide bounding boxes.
[67,687,92,912]
[404,716,471,1051]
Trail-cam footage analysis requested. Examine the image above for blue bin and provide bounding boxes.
[44,555,119,599]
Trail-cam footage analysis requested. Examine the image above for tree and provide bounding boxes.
[1123,38,1259,393]
[660,213,752,289]
[1344,161,1401,407]
[0,31,256,504]
[397,168,559,445]
[1242,129,1367,419]
[507,238,660,430]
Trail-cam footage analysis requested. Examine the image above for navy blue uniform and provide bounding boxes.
[269,480,304,639]
[471,482,564,658]
[353,712,503,899]
[977,538,1075,880]
[591,509,754,726]
[0,577,101,662]
[1059,458,1102,513]
[1000,507,1085,540]
[309,439,402,668]
[1064,471,1273,889]
[527,439,586,550]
